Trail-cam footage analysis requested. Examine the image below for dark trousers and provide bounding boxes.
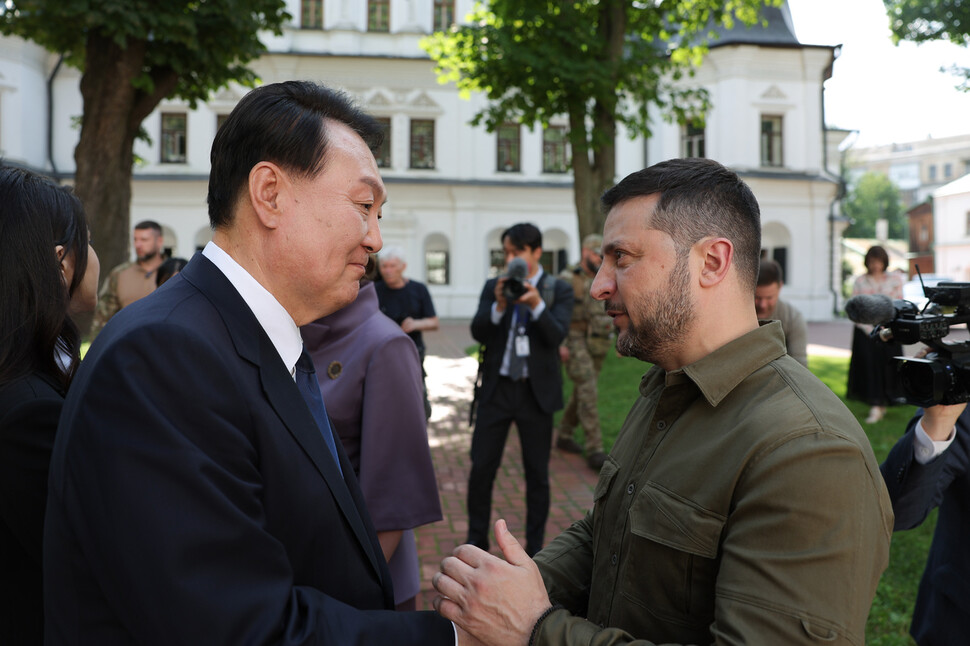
[466,376,552,556]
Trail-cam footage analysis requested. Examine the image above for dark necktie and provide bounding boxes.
[295,349,344,478]
[508,304,530,380]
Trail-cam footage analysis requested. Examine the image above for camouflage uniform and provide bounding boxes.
[555,263,614,455]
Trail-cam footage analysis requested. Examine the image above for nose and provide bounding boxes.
[590,265,614,301]
[364,214,383,254]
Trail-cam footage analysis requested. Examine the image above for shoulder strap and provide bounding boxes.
[539,273,556,308]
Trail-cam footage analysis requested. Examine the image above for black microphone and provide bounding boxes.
[845,293,896,326]
[507,257,528,280]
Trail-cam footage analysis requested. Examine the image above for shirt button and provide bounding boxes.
[627,484,635,495]
[657,420,667,430]
[611,553,618,565]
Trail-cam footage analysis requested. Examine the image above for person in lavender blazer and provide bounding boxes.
[302,269,442,610]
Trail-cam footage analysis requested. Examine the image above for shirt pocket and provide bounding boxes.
[622,481,725,622]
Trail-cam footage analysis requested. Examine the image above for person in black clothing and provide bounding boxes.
[465,223,573,557]
[376,246,439,417]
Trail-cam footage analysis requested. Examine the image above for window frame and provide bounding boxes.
[759,114,783,168]
[301,0,323,28]
[542,125,570,173]
[433,0,454,32]
[160,112,187,164]
[368,0,390,32]
[496,122,521,173]
[409,119,436,170]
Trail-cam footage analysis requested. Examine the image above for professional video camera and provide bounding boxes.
[502,257,529,302]
[845,276,970,407]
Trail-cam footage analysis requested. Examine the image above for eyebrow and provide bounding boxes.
[361,176,388,206]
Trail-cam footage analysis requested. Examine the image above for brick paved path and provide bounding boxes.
[414,323,599,610]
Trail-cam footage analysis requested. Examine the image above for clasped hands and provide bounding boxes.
[433,519,553,646]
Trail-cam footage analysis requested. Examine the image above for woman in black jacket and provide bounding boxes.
[0,166,99,644]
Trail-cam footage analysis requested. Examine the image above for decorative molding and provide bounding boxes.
[761,85,787,100]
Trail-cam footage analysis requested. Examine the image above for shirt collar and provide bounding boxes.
[528,265,544,286]
[202,241,304,376]
[656,321,788,407]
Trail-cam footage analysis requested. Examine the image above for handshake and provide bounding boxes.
[432,519,557,646]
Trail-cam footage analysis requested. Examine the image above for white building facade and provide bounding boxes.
[933,173,970,282]
[0,0,847,319]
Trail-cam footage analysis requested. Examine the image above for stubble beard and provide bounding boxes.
[614,254,695,365]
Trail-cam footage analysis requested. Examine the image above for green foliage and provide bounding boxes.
[558,351,933,643]
[0,0,290,106]
[422,0,777,143]
[843,172,908,239]
[885,0,970,89]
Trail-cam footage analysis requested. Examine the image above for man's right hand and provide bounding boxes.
[921,403,967,442]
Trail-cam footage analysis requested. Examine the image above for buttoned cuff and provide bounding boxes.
[913,419,957,464]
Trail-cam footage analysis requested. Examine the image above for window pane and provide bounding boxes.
[368,0,389,32]
[410,119,435,169]
[497,123,520,172]
[301,0,323,28]
[542,126,569,173]
[375,117,391,168]
[681,123,705,158]
[433,0,454,32]
[216,114,229,132]
[161,113,187,164]
[488,249,505,278]
[760,115,783,167]
[426,250,449,285]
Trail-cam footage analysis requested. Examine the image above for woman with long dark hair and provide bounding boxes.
[0,165,99,643]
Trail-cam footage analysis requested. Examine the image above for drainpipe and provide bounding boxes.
[47,54,64,176]
[821,45,846,318]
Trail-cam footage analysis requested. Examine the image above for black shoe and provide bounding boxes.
[556,436,583,454]
[587,452,607,471]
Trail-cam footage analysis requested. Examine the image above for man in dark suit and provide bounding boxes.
[881,402,970,645]
[44,81,455,644]
[466,223,573,557]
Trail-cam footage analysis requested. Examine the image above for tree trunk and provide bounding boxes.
[73,32,179,291]
[568,0,624,242]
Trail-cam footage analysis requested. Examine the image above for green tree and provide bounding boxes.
[842,172,907,239]
[0,0,289,282]
[422,0,779,239]
[885,0,970,88]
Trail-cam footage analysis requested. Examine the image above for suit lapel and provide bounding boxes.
[181,255,384,582]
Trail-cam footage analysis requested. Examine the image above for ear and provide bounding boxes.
[696,237,733,288]
[248,161,288,229]
[56,244,75,286]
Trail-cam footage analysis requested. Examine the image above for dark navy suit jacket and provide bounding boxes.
[881,409,970,645]
[470,272,573,415]
[44,254,452,644]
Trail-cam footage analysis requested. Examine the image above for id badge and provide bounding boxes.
[515,335,531,357]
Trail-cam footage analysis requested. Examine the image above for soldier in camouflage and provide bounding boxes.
[554,233,613,471]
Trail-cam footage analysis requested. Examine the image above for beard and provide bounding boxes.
[138,249,160,263]
[610,254,695,364]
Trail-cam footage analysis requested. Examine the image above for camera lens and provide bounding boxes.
[897,358,949,407]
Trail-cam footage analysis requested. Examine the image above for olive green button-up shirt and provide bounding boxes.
[534,322,893,645]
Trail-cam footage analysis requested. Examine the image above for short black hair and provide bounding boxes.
[207,80,383,229]
[601,158,761,291]
[134,220,162,235]
[758,258,783,287]
[501,223,542,251]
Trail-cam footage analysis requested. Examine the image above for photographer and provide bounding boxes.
[465,223,573,557]
[881,401,970,645]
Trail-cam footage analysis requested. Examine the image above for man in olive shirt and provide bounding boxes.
[756,258,808,368]
[433,158,893,645]
[90,220,165,337]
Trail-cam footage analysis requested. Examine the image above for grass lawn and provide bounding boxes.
[557,351,930,645]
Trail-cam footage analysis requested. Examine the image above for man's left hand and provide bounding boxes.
[433,519,552,646]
